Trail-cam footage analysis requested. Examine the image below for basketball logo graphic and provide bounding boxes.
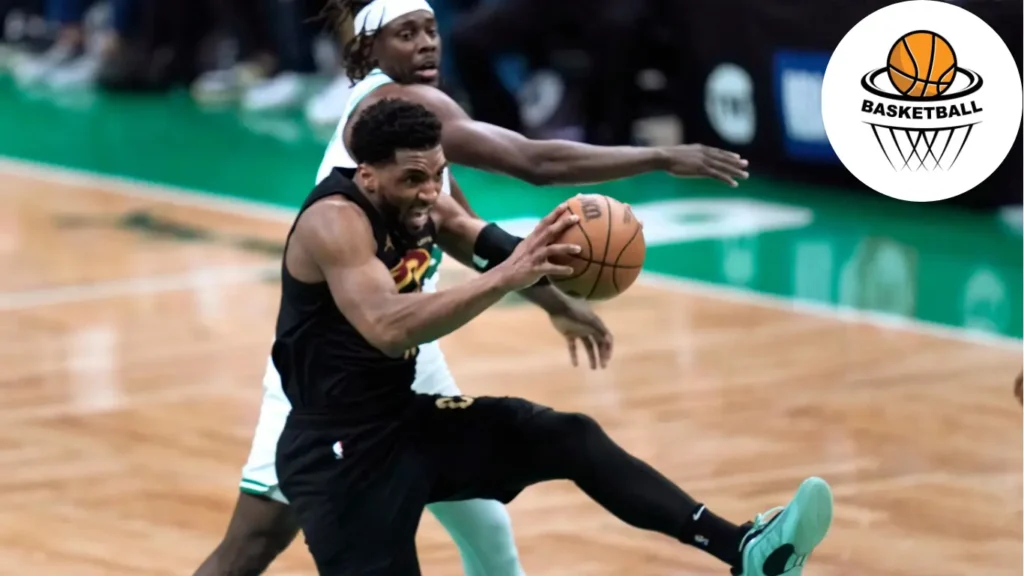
[822,1,1022,202]
[860,30,983,173]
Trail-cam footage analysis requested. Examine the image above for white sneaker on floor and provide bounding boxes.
[305,73,354,127]
[191,62,269,105]
[45,52,102,88]
[242,72,314,112]
[13,42,76,84]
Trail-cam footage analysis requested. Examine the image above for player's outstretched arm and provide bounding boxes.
[387,83,749,187]
[294,198,577,357]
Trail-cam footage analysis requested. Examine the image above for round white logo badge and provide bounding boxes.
[821,0,1023,202]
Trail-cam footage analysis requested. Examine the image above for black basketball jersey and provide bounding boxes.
[271,167,437,422]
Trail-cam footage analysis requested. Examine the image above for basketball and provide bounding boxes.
[549,194,645,300]
[887,31,957,98]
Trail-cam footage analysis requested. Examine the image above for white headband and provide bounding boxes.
[354,0,434,36]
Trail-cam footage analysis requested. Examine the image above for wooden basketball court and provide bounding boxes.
[1,164,1020,576]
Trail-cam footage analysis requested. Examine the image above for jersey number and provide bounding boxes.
[435,396,475,410]
[402,347,419,360]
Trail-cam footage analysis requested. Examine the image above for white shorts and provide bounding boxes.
[238,340,460,504]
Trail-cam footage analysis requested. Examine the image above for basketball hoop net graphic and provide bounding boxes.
[858,30,985,173]
[864,121,977,171]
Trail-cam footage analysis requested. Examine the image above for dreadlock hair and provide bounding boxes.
[326,0,378,84]
[350,98,442,166]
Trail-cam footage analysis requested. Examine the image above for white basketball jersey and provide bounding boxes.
[315,68,449,294]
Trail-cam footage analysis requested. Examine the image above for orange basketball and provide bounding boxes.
[887,31,957,98]
[549,194,645,300]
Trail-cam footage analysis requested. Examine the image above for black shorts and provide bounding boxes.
[275,393,552,576]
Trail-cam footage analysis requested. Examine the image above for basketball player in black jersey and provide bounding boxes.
[192,1,775,573]
[273,97,833,576]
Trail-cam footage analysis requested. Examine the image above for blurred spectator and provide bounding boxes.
[98,0,211,92]
[190,0,276,106]
[450,0,651,145]
[1,0,51,66]
[303,4,356,129]
[187,0,354,120]
[239,0,325,112]
[303,61,353,128]
[11,0,128,88]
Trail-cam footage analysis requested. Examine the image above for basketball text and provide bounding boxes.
[860,100,983,120]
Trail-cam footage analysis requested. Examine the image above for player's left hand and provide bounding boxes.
[548,301,613,369]
[662,144,750,187]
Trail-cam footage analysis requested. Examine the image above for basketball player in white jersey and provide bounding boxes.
[193,0,750,573]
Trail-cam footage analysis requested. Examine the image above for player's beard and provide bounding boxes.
[382,199,430,233]
[404,208,430,231]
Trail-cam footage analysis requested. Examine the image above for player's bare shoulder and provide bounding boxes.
[290,195,377,281]
[375,82,466,121]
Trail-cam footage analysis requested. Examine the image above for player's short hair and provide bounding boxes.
[350,98,442,166]
[326,0,377,83]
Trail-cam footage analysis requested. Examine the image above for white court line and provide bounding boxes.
[2,155,1021,350]
[641,272,1023,351]
[0,157,295,224]
[0,263,277,311]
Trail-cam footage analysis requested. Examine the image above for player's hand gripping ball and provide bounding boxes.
[548,194,646,300]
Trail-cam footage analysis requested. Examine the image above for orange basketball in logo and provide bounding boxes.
[886,31,957,98]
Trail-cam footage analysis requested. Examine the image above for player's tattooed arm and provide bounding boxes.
[387,83,750,187]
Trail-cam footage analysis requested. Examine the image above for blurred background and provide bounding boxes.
[0,0,1019,335]
[0,0,1021,573]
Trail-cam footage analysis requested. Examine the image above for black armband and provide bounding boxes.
[472,223,551,286]
[472,223,520,272]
